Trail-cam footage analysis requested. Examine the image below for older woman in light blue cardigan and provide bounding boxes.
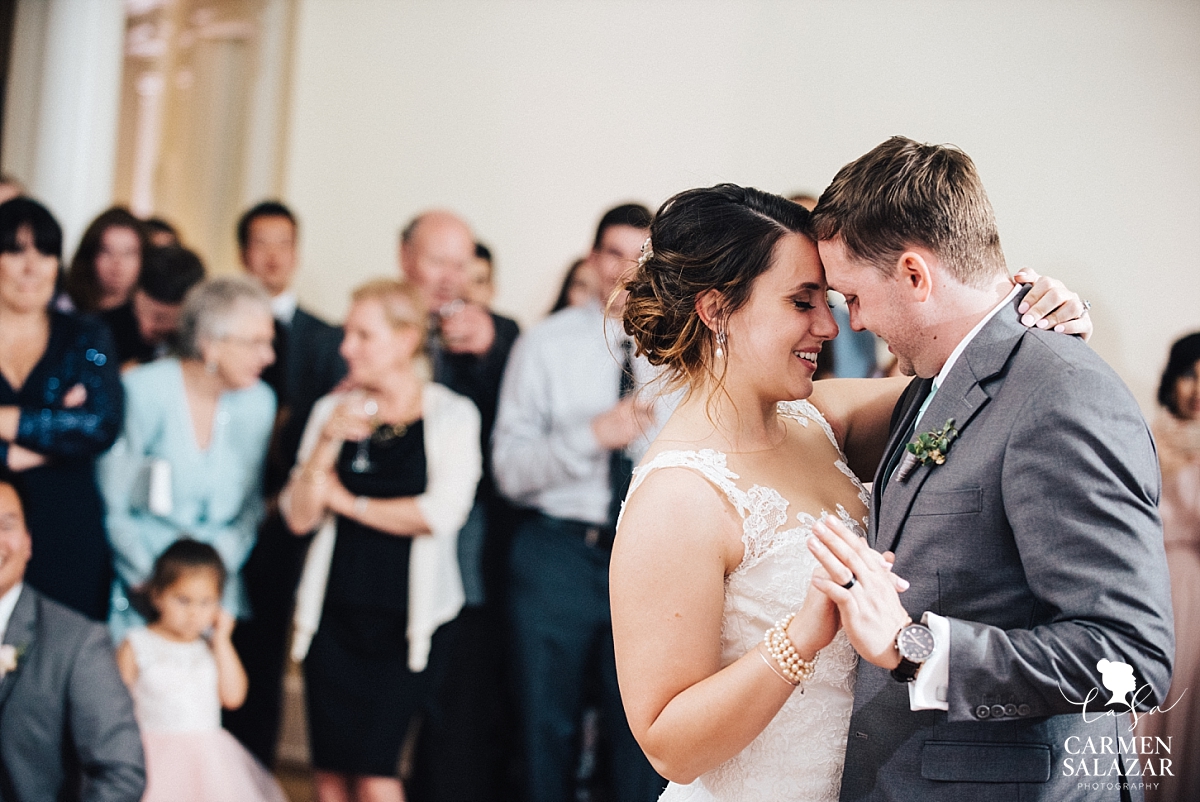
[98,276,277,641]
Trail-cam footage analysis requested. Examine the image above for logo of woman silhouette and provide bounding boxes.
[1097,659,1137,708]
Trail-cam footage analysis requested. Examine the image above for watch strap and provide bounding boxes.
[891,657,921,683]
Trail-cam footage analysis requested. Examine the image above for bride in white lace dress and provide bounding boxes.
[610,185,909,801]
[609,185,1084,801]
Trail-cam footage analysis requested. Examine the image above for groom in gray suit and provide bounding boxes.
[0,480,145,801]
[809,137,1174,802]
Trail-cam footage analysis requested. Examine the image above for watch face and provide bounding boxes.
[897,624,936,662]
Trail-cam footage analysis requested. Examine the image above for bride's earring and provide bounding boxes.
[714,321,727,359]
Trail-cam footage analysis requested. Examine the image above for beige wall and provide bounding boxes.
[282,0,1200,410]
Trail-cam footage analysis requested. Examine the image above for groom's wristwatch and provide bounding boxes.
[891,622,936,683]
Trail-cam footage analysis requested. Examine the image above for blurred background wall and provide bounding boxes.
[2,0,1198,410]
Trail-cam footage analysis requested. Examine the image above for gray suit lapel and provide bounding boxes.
[876,290,1032,554]
[0,587,37,711]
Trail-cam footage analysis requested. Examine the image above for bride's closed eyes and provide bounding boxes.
[789,293,834,311]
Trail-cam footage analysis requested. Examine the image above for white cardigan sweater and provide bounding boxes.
[289,383,481,671]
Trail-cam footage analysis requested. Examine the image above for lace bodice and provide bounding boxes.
[627,400,868,802]
[126,627,221,733]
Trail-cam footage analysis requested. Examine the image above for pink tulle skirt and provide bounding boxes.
[142,729,289,802]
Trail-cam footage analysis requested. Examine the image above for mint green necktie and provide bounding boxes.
[912,379,940,432]
[882,379,940,488]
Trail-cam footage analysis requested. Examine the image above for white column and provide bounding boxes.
[240,0,295,206]
[28,0,126,253]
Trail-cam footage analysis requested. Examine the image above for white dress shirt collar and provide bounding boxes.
[932,284,1022,390]
[271,291,298,326]
[0,582,23,644]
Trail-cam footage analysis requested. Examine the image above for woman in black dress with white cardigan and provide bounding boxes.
[282,279,480,802]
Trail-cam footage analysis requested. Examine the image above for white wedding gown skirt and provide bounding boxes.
[628,401,866,802]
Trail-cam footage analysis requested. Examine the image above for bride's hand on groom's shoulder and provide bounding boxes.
[1012,268,1093,342]
[808,517,912,670]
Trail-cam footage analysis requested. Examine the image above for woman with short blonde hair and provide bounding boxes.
[284,278,480,802]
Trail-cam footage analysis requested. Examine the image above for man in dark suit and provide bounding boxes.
[398,210,521,802]
[224,200,346,765]
[809,137,1174,802]
[0,479,145,801]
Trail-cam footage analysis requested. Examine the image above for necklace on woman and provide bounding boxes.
[372,421,409,442]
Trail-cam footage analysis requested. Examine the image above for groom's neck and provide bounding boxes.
[915,273,1016,378]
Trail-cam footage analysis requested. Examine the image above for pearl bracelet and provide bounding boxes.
[764,612,819,688]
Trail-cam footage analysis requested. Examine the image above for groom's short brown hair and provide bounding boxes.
[811,136,1007,288]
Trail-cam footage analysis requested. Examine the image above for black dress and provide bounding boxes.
[304,420,432,776]
[0,312,123,620]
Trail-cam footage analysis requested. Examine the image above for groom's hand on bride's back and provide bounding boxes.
[1012,268,1093,341]
[809,517,912,670]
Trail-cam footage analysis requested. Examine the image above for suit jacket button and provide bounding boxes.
[1004,704,1017,717]
[1017,704,1031,716]
[975,705,991,719]
[990,705,1006,718]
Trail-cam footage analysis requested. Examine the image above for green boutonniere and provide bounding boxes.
[908,418,958,466]
[894,418,959,484]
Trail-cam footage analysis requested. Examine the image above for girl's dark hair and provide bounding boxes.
[622,183,812,393]
[1158,332,1200,418]
[145,538,226,617]
[0,197,63,260]
[550,257,588,315]
[66,206,148,312]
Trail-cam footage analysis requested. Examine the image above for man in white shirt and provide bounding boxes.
[808,137,1173,802]
[493,203,667,802]
[0,479,145,801]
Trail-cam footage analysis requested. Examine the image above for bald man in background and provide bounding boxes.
[399,210,521,802]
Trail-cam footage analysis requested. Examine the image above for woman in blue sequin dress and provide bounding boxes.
[0,198,123,620]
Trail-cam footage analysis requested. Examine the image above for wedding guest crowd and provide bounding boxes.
[0,176,1177,802]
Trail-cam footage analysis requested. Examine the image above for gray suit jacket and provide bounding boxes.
[0,586,145,802]
[841,290,1174,802]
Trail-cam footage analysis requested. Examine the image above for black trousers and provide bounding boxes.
[224,513,313,765]
[408,606,510,801]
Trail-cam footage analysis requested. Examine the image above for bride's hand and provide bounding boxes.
[789,566,842,659]
[808,517,912,669]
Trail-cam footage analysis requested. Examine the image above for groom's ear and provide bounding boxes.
[695,290,726,331]
[896,249,935,304]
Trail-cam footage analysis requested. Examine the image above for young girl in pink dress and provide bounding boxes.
[116,538,287,802]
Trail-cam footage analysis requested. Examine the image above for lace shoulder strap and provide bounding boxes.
[627,449,750,518]
[778,399,842,451]
[778,400,872,515]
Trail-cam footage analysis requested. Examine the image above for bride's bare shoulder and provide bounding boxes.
[615,456,744,568]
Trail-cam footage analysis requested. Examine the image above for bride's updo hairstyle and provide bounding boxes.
[623,183,811,393]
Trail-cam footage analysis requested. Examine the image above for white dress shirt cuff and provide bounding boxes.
[908,611,950,711]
